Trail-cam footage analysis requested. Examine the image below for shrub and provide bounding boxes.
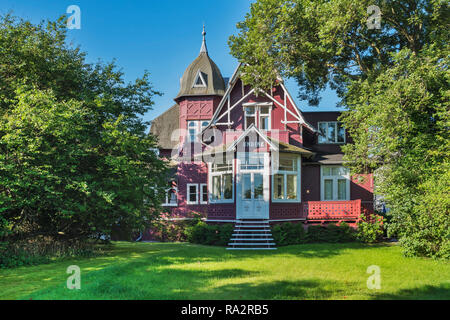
[272,223,306,246]
[146,212,203,242]
[356,214,384,243]
[272,222,356,246]
[185,222,234,246]
[0,239,104,269]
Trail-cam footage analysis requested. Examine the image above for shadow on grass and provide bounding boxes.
[227,242,394,259]
[14,241,431,300]
[23,242,365,300]
[370,284,450,300]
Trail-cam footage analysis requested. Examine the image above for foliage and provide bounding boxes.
[0,239,104,269]
[0,14,168,241]
[272,222,356,246]
[149,212,203,242]
[185,222,234,246]
[356,214,384,243]
[229,0,449,258]
[272,222,306,245]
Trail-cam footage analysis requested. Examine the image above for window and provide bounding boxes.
[318,122,345,144]
[272,154,300,202]
[188,121,198,142]
[321,166,350,201]
[186,184,198,204]
[201,121,209,131]
[187,120,210,142]
[259,106,271,130]
[243,104,271,130]
[193,70,207,88]
[162,187,177,207]
[200,183,208,204]
[240,152,264,170]
[244,107,256,129]
[210,159,234,202]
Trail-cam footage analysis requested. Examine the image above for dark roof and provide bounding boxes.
[149,104,180,150]
[305,153,344,164]
[175,52,226,100]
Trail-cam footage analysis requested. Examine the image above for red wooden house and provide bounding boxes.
[148,29,374,249]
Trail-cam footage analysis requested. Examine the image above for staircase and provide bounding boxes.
[227,219,277,250]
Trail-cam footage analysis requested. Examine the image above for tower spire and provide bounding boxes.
[200,24,208,54]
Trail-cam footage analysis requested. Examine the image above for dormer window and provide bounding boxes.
[193,70,207,88]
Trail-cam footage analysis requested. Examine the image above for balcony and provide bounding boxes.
[302,200,362,221]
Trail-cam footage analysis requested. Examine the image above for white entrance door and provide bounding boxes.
[237,153,270,220]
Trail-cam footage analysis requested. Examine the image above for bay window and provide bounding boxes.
[321,166,350,201]
[187,120,209,142]
[272,154,300,202]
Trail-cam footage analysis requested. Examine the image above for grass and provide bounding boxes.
[0,242,449,300]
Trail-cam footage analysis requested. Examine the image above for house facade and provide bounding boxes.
[148,29,374,248]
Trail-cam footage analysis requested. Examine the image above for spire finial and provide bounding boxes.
[200,24,208,54]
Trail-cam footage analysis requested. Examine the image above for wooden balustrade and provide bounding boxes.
[302,199,362,220]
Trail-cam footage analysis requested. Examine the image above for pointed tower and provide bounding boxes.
[175,26,226,144]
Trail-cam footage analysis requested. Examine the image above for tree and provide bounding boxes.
[0,15,168,241]
[229,0,449,258]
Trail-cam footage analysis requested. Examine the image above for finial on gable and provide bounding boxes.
[200,24,208,54]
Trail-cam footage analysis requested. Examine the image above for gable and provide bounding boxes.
[203,64,316,134]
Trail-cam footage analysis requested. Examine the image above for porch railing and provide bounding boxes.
[302,199,362,220]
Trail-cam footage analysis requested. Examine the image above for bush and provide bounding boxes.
[272,223,306,246]
[356,214,384,243]
[0,239,104,269]
[148,212,203,242]
[185,222,234,246]
[272,222,356,246]
[306,223,356,243]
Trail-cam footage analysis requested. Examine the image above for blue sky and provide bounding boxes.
[1,0,340,124]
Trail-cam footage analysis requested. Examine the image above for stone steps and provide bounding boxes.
[227,219,276,250]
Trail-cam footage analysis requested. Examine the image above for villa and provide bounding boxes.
[147,28,374,249]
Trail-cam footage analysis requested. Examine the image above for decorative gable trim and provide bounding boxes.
[202,63,317,134]
[226,123,279,152]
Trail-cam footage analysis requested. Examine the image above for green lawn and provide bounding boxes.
[0,242,448,300]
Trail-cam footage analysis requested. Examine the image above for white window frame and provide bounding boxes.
[271,154,301,203]
[187,121,198,143]
[200,183,208,204]
[318,121,346,144]
[243,103,272,130]
[186,183,199,204]
[208,159,234,204]
[187,120,209,143]
[162,187,178,207]
[193,70,207,88]
[244,106,256,130]
[320,165,350,201]
[259,105,271,131]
